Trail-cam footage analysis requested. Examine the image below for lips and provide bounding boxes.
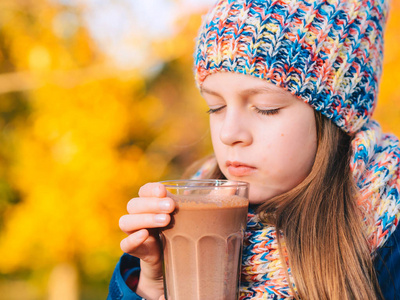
[226,161,256,177]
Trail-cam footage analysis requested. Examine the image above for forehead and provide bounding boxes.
[201,72,295,99]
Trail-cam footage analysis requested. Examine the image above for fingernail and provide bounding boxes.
[159,200,172,211]
[155,214,167,224]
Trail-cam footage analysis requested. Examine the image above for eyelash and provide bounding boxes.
[206,106,280,116]
[206,106,226,114]
[254,107,280,116]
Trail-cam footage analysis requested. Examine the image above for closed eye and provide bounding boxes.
[206,106,226,114]
[254,107,280,116]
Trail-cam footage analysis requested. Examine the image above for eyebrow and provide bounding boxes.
[200,85,289,98]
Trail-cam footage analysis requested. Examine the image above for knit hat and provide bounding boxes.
[194,0,390,133]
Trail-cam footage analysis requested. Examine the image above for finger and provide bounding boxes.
[119,214,171,233]
[127,197,175,214]
[159,296,166,300]
[120,229,149,254]
[138,182,167,198]
[121,231,162,265]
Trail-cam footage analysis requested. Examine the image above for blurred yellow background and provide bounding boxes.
[0,0,399,299]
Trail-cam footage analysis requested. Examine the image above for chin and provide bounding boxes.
[246,184,282,205]
[248,198,268,205]
[248,192,272,205]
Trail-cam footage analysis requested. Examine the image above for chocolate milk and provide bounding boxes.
[160,194,248,300]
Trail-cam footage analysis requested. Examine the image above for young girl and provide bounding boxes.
[108,0,400,299]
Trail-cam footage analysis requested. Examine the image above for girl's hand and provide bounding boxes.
[119,182,175,300]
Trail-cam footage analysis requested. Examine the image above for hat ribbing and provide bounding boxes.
[194,0,390,133]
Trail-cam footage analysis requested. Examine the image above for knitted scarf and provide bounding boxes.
[192,120,400,299]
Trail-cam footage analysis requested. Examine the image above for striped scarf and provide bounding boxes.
[192,120,400,299]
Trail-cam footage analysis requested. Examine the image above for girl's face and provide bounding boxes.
[201,72,318,204]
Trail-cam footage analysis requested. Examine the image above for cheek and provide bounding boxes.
[209,120,221,148]
[209,119,226,164]
[275,122,317,180]
[258,114,316,183]
[280,131,316,160]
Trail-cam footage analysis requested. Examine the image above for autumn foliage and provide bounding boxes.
[0,0,399,299]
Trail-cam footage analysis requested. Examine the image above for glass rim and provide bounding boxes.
[160,179,249,189]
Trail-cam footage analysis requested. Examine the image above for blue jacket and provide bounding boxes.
[107,224,400,300]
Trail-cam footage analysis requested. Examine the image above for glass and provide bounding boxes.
[160,179,249,300]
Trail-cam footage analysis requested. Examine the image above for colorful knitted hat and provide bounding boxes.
[194,0,390,133]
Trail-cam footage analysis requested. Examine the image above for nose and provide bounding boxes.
[219,109,253,146]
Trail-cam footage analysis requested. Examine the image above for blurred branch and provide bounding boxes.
[0,71,38,94]
[0,65,138,94]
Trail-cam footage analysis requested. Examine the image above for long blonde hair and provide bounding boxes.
[184,112,382,299]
